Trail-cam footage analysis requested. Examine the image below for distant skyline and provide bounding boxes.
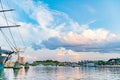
[1,0,120,62]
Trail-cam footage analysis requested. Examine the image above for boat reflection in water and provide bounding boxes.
[3,66,120,80]
[13,67,29,79]
[13,68,21,78]
[25,67,29,75]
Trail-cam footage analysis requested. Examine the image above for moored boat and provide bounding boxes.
[24,62,29,69]
[13,61,23,69]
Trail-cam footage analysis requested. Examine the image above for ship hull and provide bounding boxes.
[0,64,4,69]
[0,56,7,68]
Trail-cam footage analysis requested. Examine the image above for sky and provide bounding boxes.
[1,0,120,62]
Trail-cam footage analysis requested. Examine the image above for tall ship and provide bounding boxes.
[0,0,25,68]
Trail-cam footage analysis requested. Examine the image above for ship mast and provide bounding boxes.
[0,7,20,28]
[0,0,25,64]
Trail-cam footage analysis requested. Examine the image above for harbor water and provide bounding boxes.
[1,66,120,80]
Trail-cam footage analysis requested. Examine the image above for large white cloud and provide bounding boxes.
[60,29,118,45]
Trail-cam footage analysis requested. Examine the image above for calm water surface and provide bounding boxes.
[1,66,120,80]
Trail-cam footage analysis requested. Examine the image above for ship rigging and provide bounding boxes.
[0,0,25,67]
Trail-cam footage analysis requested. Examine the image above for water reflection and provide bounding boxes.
[25,68,29,75]
[13,67,30,80]
[0,69,7,80]
[2,66,120,80]
[13,68,19,78]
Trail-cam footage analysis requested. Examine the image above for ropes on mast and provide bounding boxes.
[6,0,26,52]
[0,0,26,53]
[0,0,17,51]
[0,29,14,51]
[17,28,26,51]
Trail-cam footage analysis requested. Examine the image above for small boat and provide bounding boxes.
[24,62,29,69]
[13,61,23,69]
